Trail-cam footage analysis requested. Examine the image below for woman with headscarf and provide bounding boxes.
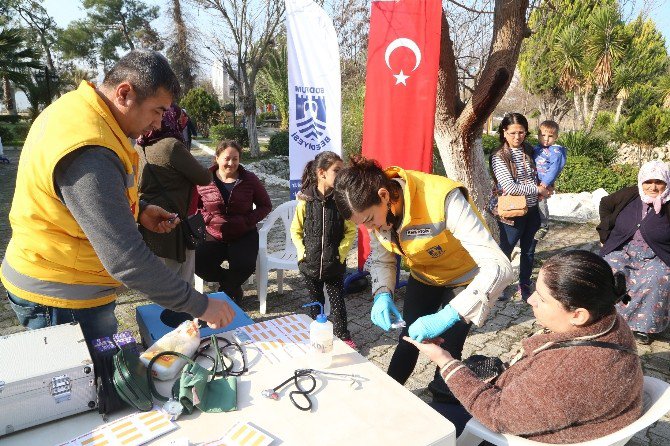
[597,160,670,344]
[136,104,211,283]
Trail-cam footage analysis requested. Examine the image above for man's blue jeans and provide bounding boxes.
[7,291,118,343]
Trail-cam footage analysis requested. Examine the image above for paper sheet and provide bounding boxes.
[57,409,177,446]
[234,314,310,364]
[201,421,274,446]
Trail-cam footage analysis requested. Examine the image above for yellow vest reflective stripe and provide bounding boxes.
[1,81,139,309]
[375,167,483,287]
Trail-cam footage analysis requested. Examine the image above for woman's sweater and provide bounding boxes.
[441,312,643,443]
[491,147,539,207]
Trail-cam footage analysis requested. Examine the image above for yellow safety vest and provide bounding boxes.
[375,167,485,287]
[1,81,139,309]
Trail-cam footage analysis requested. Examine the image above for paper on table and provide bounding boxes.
[57,408,177,446]
[201,421,275,446]
[234,314,311,364]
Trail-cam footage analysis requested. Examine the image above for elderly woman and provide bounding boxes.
[597,160,670,345]
[407,250,643,443]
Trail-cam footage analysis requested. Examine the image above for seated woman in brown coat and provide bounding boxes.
[406,250,643,444]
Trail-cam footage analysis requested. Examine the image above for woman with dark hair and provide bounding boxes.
[194,140,272,301]
[137,104,211,283]
[598,160,670,345]
[489,112,551,300]
[333,155,513,401]
[407,250,643,443]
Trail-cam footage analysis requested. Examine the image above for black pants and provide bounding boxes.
[387,275,472,392]
[302,274,350,340]
[195,230,259,293]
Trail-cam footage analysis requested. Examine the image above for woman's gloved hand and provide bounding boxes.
[370,292,402,331]
[408,305,461,342]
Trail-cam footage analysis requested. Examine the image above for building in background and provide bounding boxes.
[210,60,232,104]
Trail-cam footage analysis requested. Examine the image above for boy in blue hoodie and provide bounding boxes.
[533,120,566,240]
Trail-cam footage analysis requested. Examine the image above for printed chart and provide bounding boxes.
[234,314,310,364]
[58,410,176,446]
[202,421,274,446]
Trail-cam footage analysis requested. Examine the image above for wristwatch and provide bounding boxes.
[163,398,184,421]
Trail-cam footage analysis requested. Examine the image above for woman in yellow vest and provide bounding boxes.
[333,155,513,401]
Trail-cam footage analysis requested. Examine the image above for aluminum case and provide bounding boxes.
[0,322,97,436]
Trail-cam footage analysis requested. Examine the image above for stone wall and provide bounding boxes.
[615,141,670,165]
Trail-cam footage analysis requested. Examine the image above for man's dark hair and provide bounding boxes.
[102,50,181,101]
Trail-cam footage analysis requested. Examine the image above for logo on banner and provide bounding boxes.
[292,86,331,151]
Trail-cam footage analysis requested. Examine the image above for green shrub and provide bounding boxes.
[257,111,279,123]
[482,134,499,155]
[0,115,21,124]
[12,122,30,141]
[557,131,617,165]
[268,130,289,156]
[555,156,638,194]
[0,123,14,143]
[624,105,670,148]
[209,124,249,148]
[180,88,221,137]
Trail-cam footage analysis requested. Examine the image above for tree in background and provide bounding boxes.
[258,36,288,130]
[7,0,59,74]
[166,0,196,93]
[434,0,533,217]
[179,87,221,137]
[196,0,283,157]
[58,0,163,71]
[0,27,41,114]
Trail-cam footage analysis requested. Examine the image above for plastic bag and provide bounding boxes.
[140,320,200,380]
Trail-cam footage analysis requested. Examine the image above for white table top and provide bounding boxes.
[3,315,455,446]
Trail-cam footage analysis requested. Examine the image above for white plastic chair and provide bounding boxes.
[456,375,670,446]
[256,200,299,314]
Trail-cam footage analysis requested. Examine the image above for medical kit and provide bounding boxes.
[0,322,97,436]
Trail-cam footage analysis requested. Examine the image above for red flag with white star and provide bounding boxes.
[357,0,441,268]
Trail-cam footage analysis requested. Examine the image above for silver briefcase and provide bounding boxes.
[0,322,97,436]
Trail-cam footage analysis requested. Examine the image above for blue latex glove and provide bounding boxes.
[371,292,402,331]
[408,305,461,342]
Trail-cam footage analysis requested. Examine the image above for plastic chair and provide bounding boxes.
[256,200,299,314]
[456,376,670,446]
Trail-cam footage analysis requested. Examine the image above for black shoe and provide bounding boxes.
[633,331,652,345]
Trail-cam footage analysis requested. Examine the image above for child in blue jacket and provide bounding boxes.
[533,120,567,240]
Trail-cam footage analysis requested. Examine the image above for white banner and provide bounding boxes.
[286,0,341,198]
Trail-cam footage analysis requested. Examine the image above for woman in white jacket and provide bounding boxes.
[334,155,513,402]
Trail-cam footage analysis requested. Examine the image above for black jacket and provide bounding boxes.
[297,186,346,280]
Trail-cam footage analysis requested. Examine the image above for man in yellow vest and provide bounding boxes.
[1,50,234,343]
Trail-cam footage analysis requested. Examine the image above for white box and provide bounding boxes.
[0,322,97,436]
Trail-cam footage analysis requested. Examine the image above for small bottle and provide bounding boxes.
[302,302,334,368]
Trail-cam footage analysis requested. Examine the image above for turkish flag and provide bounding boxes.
[357,0,442,268]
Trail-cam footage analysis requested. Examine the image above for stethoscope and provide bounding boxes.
[261,369,368,411]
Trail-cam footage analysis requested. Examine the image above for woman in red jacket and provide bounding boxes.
[194,140,272,301]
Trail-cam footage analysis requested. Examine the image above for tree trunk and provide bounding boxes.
[581,92,590,128]
[572,93,583,128]
[585,85,604,133]
[243,92,261,157]
[614,98,623,123]
[433,1,529,240]
[2,77,17,115]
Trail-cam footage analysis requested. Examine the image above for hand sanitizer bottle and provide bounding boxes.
[302,302,333,368]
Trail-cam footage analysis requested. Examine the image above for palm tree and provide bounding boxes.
[260,38,288,130]
[0,28,41,114]
[554,25,585,125]
[584,6,627,132]
[612,64,636,123]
